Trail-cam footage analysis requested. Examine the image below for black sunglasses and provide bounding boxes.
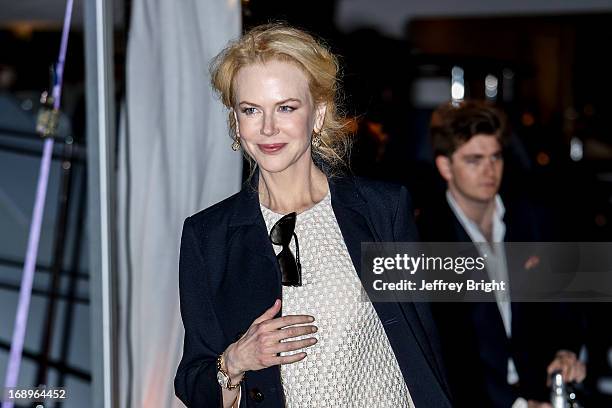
[269,212,302,287]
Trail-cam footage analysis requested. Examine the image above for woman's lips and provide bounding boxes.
[258,143,287,154]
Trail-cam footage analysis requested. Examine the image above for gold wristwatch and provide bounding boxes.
[216,353,243,390]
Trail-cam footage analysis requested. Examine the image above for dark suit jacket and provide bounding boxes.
[174,176,453,407]
[418,196,581,408]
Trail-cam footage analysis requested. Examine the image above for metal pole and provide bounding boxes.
[57,168,88,406]
[36,140,75,386]
[84,0,117,405]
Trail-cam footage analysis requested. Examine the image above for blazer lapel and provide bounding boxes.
[329,177,380,277]
[228,178,281,292]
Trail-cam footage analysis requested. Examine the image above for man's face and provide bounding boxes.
[436,134,503,204]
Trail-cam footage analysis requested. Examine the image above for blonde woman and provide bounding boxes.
[174,24,451,408]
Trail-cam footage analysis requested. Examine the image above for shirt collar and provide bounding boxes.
[446,190,506,243]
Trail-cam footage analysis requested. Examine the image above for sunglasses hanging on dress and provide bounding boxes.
[269,212,302,287]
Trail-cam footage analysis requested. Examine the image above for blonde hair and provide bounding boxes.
[210,23,352,174]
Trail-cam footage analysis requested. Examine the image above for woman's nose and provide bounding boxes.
[260,114,279,136]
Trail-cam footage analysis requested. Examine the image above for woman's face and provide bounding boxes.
[233,60,325,175]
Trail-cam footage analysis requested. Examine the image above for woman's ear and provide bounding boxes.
[435,155,453,182]
[231,108,240,137]
[313,103,327,134]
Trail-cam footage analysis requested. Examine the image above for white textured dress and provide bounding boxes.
[260,191,414,408]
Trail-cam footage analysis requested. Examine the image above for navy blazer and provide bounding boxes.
[175,176,453,407]
[418,197,582,407]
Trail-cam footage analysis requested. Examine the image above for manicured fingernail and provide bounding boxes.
[312,326,318,333]
[308,316,315,322]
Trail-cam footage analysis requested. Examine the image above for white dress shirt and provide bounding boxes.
[446,191,519,386]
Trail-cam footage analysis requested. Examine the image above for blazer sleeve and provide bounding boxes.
[174,216,224,407]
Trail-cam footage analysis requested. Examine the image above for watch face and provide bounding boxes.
[217,370,228,388]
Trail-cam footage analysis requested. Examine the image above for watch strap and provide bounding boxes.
[217,353,243,390]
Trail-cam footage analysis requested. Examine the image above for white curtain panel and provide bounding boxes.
[119,0,242,406]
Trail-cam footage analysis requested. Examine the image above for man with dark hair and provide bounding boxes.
[419,100,585,408]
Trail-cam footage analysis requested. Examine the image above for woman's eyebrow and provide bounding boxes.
[238,100,261,107]
[276,98,301,105]
[238,98,302,107]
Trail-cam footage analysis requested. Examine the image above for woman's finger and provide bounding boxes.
[261,314,315,331]
[268,324,318,342]
[274,337,318,353]
[274,352,308,365]
[252,299,282,325]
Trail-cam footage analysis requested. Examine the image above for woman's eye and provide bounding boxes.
[241,107,257,115]
[279,105,295,113]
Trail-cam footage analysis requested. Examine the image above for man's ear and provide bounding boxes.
[314,102,327,133]
[435,155,453,182]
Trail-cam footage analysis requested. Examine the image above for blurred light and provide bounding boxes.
[485,74,498,100]
[570,137,583,161]
[451,65,464,103]
[485,75,498,88]
[536,152,550,166]
[502,68,514,79]
[521,112,535,127]
[485,88,497,99]
[451,82,464,101]
[10,23,34,40]
[366,121,389,143]
[451,66,464,78]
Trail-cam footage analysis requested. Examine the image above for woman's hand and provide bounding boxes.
[224,299,318,380]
